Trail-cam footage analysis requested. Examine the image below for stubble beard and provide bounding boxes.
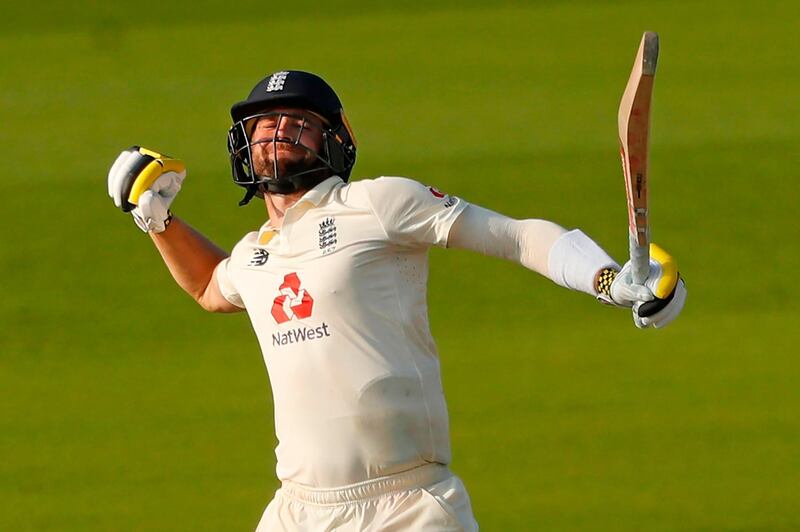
[253,144,321,179]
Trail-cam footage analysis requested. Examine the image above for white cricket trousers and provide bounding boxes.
[255,463,479,531]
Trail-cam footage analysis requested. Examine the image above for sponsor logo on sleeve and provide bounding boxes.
[428,186,445,198]
[428,185,457,208]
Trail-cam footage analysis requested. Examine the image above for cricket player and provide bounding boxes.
[107,70,686,531]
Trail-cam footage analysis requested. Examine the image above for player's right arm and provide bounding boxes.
[148,217,242,313]
[107,147,243,314]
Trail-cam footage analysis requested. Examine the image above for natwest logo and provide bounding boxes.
[271,273,313,324]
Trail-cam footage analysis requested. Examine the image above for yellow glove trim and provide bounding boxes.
[138,147,163,159]
[650,243,679,298]
[127,148,186,206]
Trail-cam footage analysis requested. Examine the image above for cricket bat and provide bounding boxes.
[618,31,659,285]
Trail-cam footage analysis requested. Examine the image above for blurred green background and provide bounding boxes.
[2,0,799,530]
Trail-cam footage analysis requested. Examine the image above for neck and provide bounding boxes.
[264,189,307,229]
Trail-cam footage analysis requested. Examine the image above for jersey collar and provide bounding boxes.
[295,175,343,207]
[256,176,343,244]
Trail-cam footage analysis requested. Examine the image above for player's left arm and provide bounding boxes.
[447,204,686,328]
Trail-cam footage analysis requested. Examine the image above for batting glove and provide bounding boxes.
[602,243,687,329]
[107,146,186,233]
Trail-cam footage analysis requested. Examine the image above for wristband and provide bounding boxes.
[596,267,618,297]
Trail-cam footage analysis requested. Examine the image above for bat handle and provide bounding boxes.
[629,231,650,285]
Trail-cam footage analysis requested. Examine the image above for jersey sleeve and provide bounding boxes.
[213,233,256,309]
[361,177,468,247]
[214,258,245,309]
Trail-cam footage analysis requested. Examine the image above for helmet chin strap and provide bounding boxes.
[238,186,259,206]
[238,167,331,206]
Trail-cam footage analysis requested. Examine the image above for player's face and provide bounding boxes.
[250,108,326,178]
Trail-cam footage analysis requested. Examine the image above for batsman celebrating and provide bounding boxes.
[108,70,686,531]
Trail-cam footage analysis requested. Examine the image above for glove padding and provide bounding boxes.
[609,243,687,329]
[108,146,186,233]
[633,277,686,329]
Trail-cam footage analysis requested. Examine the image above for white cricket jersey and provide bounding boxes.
[215,176,467,488]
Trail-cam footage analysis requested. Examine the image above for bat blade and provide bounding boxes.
[618,31,658,285]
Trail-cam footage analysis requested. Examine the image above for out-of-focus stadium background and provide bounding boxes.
[2,1,799,530]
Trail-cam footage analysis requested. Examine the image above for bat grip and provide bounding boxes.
[629,232,650,285]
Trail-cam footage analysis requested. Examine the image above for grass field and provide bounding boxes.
[2,1,799,530]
